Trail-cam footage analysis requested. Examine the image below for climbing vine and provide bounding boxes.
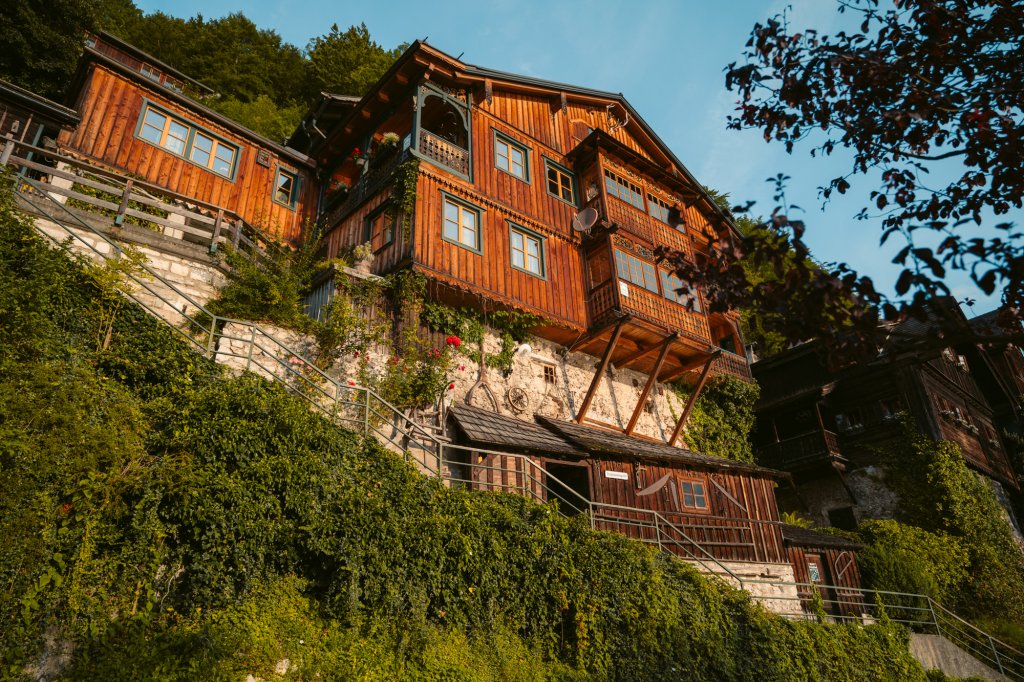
[389,159,419,241]
[421,302,543,373]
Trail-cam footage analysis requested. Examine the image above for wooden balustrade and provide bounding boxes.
[618,282,711,345]
[319,148,410,230]
[1,137,275,260]
[758,429,844,470]
[418,129,469,176]
[713,350,753,382]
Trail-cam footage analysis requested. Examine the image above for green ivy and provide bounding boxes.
[421,302,543,372]
[672,376,760,463]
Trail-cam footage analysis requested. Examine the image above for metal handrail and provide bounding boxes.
[9,171,1023,678]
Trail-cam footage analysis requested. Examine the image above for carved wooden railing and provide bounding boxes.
[418,129,469,176]
[712,350,753,382]
[758,429,845,470]
[618,282,711,345]
[318,147,411,230]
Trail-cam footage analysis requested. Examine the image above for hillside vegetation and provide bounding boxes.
[0,181,936,680]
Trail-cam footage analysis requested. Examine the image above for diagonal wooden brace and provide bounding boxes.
[668,350,720,447]
[625,333,677,435]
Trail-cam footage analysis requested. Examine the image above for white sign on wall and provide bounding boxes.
[619,281,630,297]
[604,470,629,481]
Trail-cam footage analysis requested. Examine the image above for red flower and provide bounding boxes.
[448,383,455,390]
[445,335,462,348]
[348,380,356,386]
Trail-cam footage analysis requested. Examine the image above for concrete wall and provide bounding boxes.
[910,633,1007,681]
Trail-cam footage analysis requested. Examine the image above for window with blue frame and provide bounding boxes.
[273,167,299,208]
[648,194,672,223]
[660,269,701,312]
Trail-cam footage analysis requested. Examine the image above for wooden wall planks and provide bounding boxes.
[66,65,314,242]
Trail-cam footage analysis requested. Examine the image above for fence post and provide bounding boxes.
[114,179,134,226]
[206,317,217,359]
[246,325,255,372]
[654,514,663,552]
[0,135,14,166]
[990,635,1005,676]
[210,209,224,254]
[588,503,595,531]
[363,389,371,437]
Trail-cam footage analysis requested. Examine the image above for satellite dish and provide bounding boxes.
[572,207,599,235]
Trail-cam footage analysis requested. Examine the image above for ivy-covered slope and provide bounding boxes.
[0,187,932,680]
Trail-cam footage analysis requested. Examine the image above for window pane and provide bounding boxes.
[213,144,234,175]
[547,169,559,195]
[527,254,540,273]
[275,171,293,204]
[443,216,459,241]
[192,132,213,153]
[510,231,523,251]
[526,238,539,258]
[165,121,188,154]
[512,250,525,268]
[139,109,166,144]
[495,140,510,171]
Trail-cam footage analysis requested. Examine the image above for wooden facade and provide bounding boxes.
[61,34,316,243]
[300,42,753,397]
[0,79,79,151]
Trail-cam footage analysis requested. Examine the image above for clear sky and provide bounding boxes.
[134,0,1006,314]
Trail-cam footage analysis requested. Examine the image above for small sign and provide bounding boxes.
[256,149,272,167]
[604,470,629,481]
[618,281,629,297]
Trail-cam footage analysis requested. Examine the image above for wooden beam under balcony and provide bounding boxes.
[575,318,626,424]
[567,315,631,353]
[614,333,677,371]
[668,350,720,447]
[658,351,718,383]
[625,335,675,435]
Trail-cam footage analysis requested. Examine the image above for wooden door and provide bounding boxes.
[806,553,838,614]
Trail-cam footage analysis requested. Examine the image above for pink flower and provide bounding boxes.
[458,365,466,371]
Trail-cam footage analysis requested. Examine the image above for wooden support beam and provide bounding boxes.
[567,315,630,353]
[625,335,675,435]
[614,334,676,371]
[658,351,717,383]
[575,319,626,424]
[668,351,719,447]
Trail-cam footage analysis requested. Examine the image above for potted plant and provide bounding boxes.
[351,147,366,167]
[352,241,374,274]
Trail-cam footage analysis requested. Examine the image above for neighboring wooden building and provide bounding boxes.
[0,79,79,152]
[752,301,1021,530]
[782,525,865,617]
[290,41,752,446]
[59,32,317,243]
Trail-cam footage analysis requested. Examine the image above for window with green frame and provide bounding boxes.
[614,248,659,293]
[442,194,482,252]
[509,223,544,276]
[604,169,644,210]
[136,102,238,178]
[494,132,529,181]
[680,479,709,511]
[544,159,576,205]
[273,166,299,208]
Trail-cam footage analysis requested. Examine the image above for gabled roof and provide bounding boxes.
[296,40,738,236]
[781,524,863,551]
[0,78,79,126]
[448,405,586,456]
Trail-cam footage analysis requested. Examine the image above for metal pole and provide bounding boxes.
[206,317,217,358]
[655,514,663,552]
[363,389,371,437]
[246,326,255,372]
[990,635,1005,676]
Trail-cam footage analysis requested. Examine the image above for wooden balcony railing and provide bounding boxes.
[418,130,469,176]
[587,279,620,328]
[319,147,410,229]
[713,350,753,382]
[619,283,711,345]
[758,430,844,470]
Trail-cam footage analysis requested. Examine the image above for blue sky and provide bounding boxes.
[135,0,1006,314]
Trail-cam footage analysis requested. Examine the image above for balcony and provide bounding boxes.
[418,129,470,177]
[713,350,753,382]
[319,148,411,229]
[758,430,845,472]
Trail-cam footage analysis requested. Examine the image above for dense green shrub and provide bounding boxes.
[672,376,760,463]
[856,520,970,606]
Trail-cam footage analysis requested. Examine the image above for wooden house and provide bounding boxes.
[752,301,1020,530]
[58,32,316,242]
[781,524,865,617]
[0,79,79,154]
[446,404,795,571]
[291,41,752,445]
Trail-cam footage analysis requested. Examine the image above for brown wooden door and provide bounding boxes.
[806,553,838,614]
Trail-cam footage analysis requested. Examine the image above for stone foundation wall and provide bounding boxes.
[690,561,800,615]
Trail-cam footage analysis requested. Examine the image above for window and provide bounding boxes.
[140,64,161,83]
[364,208,395,250]
[604,169,644,210]
[545,159,576,205]
[542,364,557,385]
[680,479,709,511]
[660,270,701,312]
[442,194,482,252]
[649,194,673,223]
[494,132,528,181]
[273,167,299,208]
[614,248,659,293]
[509,224,545,277]
[136,102,238,178]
